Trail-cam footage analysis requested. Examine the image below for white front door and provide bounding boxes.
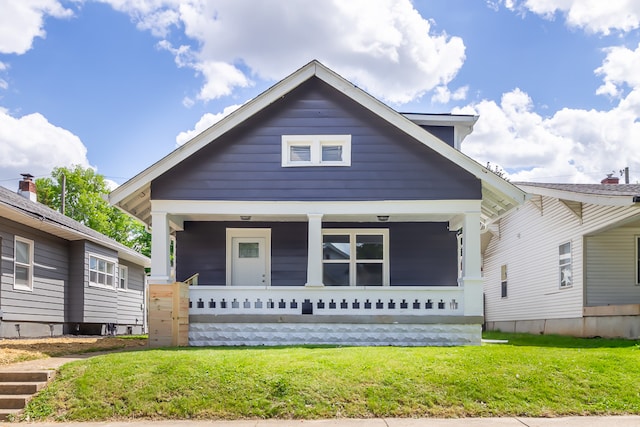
[226,228,271,286]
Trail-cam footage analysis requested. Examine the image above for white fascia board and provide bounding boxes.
[111,60,524,215]
[0,204,150,267]
[313,66,526,208]
[151,199,482,216]
[109,63,319,207]
[517,184,635,207]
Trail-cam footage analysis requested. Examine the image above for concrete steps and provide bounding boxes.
[0,370,54,421]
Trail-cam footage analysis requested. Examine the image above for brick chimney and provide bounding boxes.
[601,173,619,184]
[18,173,37,202]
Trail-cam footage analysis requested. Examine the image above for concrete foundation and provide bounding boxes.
[0,321,143,338]
[486,314,640,339]
[190,322,482,346]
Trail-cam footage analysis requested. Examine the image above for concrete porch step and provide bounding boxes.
[0,371,53,382]
[0,394,33,409]
[0,408,23,421]
[0,381,46,394]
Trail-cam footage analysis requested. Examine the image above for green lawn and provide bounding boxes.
[24,332,640,421]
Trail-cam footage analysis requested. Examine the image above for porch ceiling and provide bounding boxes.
[175,212,458,224]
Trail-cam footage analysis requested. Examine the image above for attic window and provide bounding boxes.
[282,135,351,167]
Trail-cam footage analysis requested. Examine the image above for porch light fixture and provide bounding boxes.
[377,215,389,222]
[240,216,251,221]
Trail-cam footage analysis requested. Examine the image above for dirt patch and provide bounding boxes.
[0,336,148,366]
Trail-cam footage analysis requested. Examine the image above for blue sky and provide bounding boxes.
[1,0,639,191]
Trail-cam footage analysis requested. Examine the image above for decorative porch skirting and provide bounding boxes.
[189,315,482,346]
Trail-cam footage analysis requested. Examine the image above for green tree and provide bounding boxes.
[36,165,150,257]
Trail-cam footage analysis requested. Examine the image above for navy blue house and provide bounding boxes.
[110,61,525,346]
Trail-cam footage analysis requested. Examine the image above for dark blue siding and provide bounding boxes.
[152,78,481,201]
[421,125,454,147]
[176,222,457,287]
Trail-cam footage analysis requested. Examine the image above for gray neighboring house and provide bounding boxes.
[483,177,640,338]
[0,175,150,338]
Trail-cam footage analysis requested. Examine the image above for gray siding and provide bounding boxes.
[83,242,118,323]
[116,260,146,325]
[0,217,67,322]
[176,221,457,287]
[152,78,481,202]
[66,241,85,323]
[585,226,640,306]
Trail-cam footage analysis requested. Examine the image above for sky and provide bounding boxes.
[1,0,639,192]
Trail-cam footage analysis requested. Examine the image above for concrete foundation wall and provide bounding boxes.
[190,322,482,346]
[486,315,640,339]
[0,321,144,338]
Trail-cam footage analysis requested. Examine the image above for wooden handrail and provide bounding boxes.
[184,273,199,286]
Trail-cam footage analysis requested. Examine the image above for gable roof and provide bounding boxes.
[110,60,526,226]
[0,186,150,267]
[515,182,640,207]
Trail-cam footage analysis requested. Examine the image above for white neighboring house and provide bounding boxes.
[482,178,640,339]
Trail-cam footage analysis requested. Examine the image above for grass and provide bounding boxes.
[23,332,640,421]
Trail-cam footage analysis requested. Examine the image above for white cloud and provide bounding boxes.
[520,0,640,35]
[456,88,640,183]
[175,104,243,146]
[431,85,469,104]
[0,110,92,188]
[0,0,73,55]
[101,0,466,105]
[595,43,640,98]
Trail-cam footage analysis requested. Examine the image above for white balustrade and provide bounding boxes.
[189,286,464,316]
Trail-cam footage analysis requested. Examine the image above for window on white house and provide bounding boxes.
[322,229,388,286]
[282,135,351,167]
[500,264,508,298]
[14,236,34,290]
[559,242,572,288]
[89,255,116,287]
[119,265,128,289]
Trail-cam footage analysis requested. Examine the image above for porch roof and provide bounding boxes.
[110,60,526,229]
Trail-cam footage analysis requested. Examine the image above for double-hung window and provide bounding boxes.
[119,265,128,289]
[500,264,508,298]
[14,236,34,290]
[282,135,351,167]
[322,229,389,286]
[89,255,116,288]
[559,242,572,288]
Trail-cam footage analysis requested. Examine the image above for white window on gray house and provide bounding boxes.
[14,236,34,291]
[322,229,389,286]
[89,255,116,287]
[500,264,507,298]
[559,242,572,288]
[282,135,351,167]
[119,265,128,289]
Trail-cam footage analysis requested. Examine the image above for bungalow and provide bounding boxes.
[109,60,526,347]
[482,177,640,338]
[0,175,150,337]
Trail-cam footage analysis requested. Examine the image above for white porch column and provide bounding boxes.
[462,212,483,316]
[306,213,324,287]
[149,211,172,284]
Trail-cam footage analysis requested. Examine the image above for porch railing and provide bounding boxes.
[189,286,464,316]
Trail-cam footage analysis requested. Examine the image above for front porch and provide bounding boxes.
[187,285,480,345]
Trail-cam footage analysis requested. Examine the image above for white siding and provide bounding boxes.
[585,226,640,306]
[484,196,640,323]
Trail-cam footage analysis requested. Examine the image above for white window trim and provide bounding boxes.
[14,236,34,291]
[500,264,507,299]
[88,253,118,289]
[281,135,351,167]
[559,241,572,289]
[322,229,389,287]
[225,228,272,287]
[119,265,129,290]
